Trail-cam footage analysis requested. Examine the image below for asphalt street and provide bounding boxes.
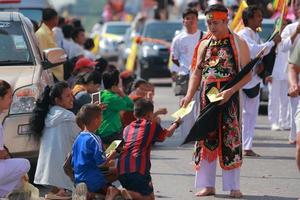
[151,85,299,200]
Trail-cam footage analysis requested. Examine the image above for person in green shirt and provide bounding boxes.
[97,68,134,146]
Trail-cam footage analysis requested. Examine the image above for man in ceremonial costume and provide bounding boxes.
[181,4,251,198]
[237,6,281,156]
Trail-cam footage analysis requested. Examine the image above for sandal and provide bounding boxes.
[243,150,260,157]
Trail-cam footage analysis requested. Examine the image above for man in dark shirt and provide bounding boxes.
[117,99,181,200]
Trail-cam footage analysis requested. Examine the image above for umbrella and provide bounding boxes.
[182,50,265,145]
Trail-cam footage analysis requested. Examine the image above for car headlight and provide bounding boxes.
[10,85,38,114]
[100,38,113,48]
[142,45,158,57]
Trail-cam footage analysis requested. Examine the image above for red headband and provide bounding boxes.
[206,11,228,20]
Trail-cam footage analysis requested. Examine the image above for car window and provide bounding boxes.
[0,21,34,66]
[143,22,183,42]
[19,9,43,24]
[106,25,130,35]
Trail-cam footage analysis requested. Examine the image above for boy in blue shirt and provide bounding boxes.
[72,104,120,199]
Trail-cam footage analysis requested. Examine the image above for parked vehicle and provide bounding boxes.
[98,21,130,61]
[0,12,66,160]
[0,0,51,24]
[136,20,182,80]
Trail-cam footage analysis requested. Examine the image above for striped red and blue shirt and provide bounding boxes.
[117,118,169,175]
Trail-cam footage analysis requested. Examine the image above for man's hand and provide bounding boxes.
[0,149,9,160]
[111,86,125,97]
[180,96,192,108]
[255,63,264,74]
[155,108,168,115]
[288,84,300,97]
[217,88,234,105]
[296,23,300,34]
[265,76,272,84]
[273,33,281,44]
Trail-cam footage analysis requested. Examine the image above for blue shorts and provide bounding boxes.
[119,172,153,196]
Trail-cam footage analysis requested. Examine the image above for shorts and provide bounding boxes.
[119,172,153,196]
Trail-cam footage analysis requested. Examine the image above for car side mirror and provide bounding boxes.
[42,48,67,70]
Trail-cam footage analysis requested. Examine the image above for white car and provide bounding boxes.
[0,12,66,168]
[98,21,130,61]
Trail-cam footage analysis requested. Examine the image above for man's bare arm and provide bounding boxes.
[288,63,300,97]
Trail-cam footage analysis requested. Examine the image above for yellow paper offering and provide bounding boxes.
[172,101,195,118]
[207,87,224,103]
[105,140,122,155]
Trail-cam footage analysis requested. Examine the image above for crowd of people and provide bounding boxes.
[1,1,300,199]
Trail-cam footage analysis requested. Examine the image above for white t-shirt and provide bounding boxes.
[171,30,202,75]
[238,27,275,89]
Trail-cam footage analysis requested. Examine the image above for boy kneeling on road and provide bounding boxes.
[72,104,121,200]
[117,99,181,200]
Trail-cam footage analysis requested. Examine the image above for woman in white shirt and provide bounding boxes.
[0,80,30,197]
[30,82,80,199]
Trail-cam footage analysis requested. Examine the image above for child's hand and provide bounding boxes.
[173,117,182,128]
[98,103,107,110]
[155,108,168,115]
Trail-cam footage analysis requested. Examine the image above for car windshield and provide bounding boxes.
[19,9,43,24]
[106,24,130,35]
[143,22,183,42]
[0,21,34,66]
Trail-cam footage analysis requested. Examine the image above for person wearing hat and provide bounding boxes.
[180,4,251,197]
[170,7,204,140]
[67,57,97,88]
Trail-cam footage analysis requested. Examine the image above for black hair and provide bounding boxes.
[132,79,147,90]
[242,5,261,26]
[75,71,102,85]
[0,80,11,98]
[76,104,102,126]
[62,24,74,39]
[84,38,95,50]
[72,18,83,29]
[42,8,58,22]
[134,99,154,118]
[182,7,198,18]
[204,4,228,15]
[29,82,69,142]
[58,16,65,27]
[71,28,85,41]
[102,68,120,89]
[30,20,39,32]
[95,57,108,74]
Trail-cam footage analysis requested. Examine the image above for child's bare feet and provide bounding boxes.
[120,189,133,200]
[229,190,243,198]
[195,187,215,196]
[105,186,120,200]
